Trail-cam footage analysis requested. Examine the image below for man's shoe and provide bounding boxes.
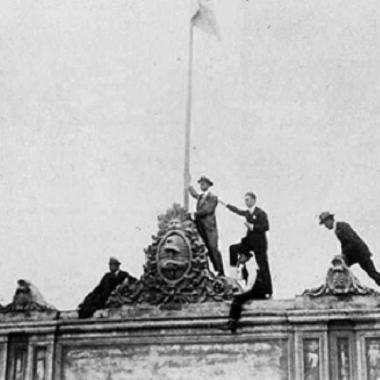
[219,319,238,333]
[228,319,238,333]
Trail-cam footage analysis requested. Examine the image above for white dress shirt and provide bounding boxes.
[200,190,210,199]
[234,258,257,292]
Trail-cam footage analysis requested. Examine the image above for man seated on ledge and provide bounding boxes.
[78,257,137,319]
[319,211,380,286]
[223,251,268,333]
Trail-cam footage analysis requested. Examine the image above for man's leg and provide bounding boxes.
[196,223,217,271]
[228,291,253,332]
[207,230,224,275]
[253,249,273,296]
[358,258,380,286]
[229,243,250,266]
[249,270,268,299]
[229,243,241,267]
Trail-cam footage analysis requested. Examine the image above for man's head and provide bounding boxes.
[109,257,121,273]
[238,251,253,264]
[319,212,335,230]
[198,176,213,192]
[244,192,257,208]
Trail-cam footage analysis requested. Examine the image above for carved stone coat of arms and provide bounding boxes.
[107,204,237,307]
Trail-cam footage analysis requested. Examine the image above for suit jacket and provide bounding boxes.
[335,221,372,264]
[191,191,218,232]
[78,270,136,318]
[97,271,134,297]
[227,205,269,251]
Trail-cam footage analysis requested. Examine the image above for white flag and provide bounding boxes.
[191,0,220,38]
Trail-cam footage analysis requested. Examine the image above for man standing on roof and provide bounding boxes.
[222,192,272,298]
[188,176,224,276]
[319,211,380,286]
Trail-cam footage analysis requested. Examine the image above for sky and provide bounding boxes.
[1,0,380,309]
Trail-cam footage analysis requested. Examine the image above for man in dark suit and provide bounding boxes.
[189,176,224,276]
[223,192,272,298]
[78,257,137,318]
[319,211,380,286]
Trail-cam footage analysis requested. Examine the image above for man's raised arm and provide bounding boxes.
[188,185,199,200]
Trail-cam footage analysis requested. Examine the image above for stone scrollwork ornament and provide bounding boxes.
[107,204,238,307]
[303,255,378,297]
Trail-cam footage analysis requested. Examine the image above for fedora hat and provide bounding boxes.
[197,176,213,186]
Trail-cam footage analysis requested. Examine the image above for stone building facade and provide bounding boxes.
[2,296,380,380]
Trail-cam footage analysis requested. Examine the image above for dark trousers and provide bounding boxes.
[197,224,224,275]
[229,271,267,321]
[229,243,273,295]
[348,256,380,286]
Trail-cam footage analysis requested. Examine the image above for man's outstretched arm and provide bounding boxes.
[225,203,247,217]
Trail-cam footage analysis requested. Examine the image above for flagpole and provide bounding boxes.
[184,22,194,211]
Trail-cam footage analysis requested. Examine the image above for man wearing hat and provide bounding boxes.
[78,257,137,318]
[188,176,224,276]
[223,250,267,333]
[319,212,380,286]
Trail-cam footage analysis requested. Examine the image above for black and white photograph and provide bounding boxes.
[1,0,380,379]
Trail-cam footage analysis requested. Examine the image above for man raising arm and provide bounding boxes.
[223,192,272,298]
[188,176,224,276]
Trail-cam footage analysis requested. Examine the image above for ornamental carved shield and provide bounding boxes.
[326,256,353,294]
[157,230,192,284]
[106,204,238,307]
[303,254,378,297]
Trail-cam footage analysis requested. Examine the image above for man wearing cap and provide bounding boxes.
[78,257,137,318]
[223,250,267,333]
[188,176,224,276]
[222,192,272,298]
[319,212,380,286]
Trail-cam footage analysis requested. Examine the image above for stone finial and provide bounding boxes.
[2,279,56,312]
[303,255,378,297]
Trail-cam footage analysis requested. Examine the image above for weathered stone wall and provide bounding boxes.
[1,297,380,380]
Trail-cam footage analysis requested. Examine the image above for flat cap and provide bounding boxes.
[319,211,334,224]
[109,257,121,265]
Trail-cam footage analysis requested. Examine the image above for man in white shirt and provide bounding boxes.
[233,252,257,292]
[223,250,268,333]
